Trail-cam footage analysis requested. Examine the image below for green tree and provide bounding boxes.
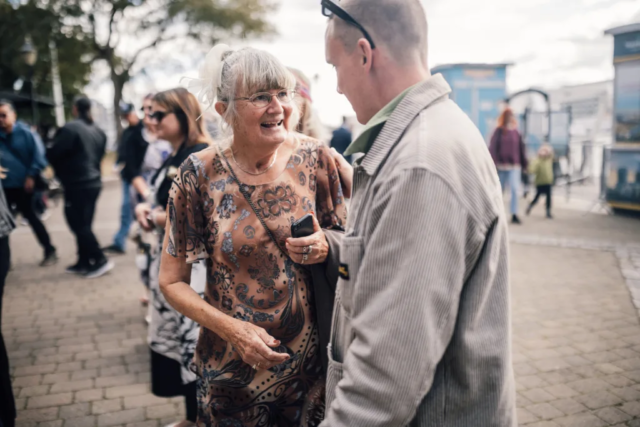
[0,1,93,125]
[51,0,275,135]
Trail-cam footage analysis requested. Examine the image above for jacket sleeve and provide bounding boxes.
[27,130,48,176]
[321,168,471,427]
[47,126,75,170]
[488,129,499,165]
[519,133,528,171]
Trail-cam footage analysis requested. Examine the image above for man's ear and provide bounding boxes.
[357,38,373,71]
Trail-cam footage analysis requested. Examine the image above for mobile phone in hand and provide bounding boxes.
[291,214,314,238]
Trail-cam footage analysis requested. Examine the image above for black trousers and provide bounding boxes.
[529,184,552,212]
[4,188,54,255]
[0,236,15,427]
[64,187,105,267]
[150,350,197,422]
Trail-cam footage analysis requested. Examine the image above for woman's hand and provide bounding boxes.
[151,206,166,228]
[222,318,290,370]
[331,147,353,199]
[135,203,153,232]
[286,215,329,265]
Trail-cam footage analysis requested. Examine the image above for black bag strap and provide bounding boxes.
[218,146,290,260]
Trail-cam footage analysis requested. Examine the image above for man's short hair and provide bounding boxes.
[329,0,428,66]
[0,99,15,112]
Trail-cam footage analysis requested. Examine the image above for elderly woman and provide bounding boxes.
[159,46,347,426]
[134,88,211,427]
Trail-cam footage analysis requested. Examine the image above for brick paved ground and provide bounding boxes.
[3,182,640,427]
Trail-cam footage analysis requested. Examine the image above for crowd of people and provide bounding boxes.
[0,0,565,426]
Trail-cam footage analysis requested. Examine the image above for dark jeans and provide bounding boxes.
[529,184,552,212]
[4,188,54,256]
[64,187,105,268]
[0,236,15,427]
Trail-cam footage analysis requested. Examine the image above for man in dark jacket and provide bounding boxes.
[104,102,148,254]
[0,100,57,266]
[48,96,113,279]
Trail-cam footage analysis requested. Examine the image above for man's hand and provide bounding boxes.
[24,176,35,193]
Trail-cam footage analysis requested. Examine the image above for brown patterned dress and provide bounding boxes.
[166,136,347,427]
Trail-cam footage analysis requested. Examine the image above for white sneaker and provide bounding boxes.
[84,260,114,279]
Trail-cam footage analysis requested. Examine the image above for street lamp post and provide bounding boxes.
[20,36,38,126]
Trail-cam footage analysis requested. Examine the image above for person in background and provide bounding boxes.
[289,67,327,141]
[526,143,554,219]
[330,116,352,164]
[130,94,172,307]
[0,100,57,266]
[489,107,528,224]
[0,183,15,427]
[48,96,113,279]
[104,102,148,255]
[134,88,211,427]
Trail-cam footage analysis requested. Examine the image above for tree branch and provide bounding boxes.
[106,6,118,48]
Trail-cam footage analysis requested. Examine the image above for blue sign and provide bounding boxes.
[614,31,640,59]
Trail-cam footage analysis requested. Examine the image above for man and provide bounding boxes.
[321,0,516,426]
[104,102,148,254]
[330,116,353,164]
[0,100,57,266]
[48,96,113,279]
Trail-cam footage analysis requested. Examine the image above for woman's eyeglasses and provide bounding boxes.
[149,111,171,123]
[234,90,296,109]
[321,0,376,49]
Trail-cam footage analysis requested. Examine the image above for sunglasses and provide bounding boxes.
[321,0,376,49]
[149,111,172,123]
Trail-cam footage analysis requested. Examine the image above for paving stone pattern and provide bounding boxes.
[4,183,640,426]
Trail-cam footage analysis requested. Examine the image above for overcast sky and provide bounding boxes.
[86,0,640,127]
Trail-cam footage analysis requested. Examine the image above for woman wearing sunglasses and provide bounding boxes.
[134,88,211,427]
[158,45,347,426]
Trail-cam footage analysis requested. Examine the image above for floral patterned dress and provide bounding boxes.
[166,136,347,427]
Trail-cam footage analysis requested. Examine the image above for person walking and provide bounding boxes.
[320,0,516,425]
[489,107,528,224]
[158,46,347,426]
[0,100,57,266]
[48,96,113,278]
[0,182,16,427]
[329,116,352,164]
[526,143,554,219]
[104,102,148,254]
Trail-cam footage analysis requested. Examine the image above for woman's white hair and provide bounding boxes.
[188,44,299,142]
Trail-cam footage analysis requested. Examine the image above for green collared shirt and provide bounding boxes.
[344,83,419,156]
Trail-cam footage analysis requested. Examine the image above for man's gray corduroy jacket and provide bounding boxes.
[320,74,517,427]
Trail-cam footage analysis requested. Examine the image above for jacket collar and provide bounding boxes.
[360,73,452,175]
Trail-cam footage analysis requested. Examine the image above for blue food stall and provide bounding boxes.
[604,23,640,212]
[431,63,510,141]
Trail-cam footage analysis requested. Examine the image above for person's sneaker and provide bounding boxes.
[103,244,126,255]
[39,209,52,221]
[40,250,58,267]
[84,259,114,279]
[66,263,88,275]
[511,214,522,225]
[546,212,554,219]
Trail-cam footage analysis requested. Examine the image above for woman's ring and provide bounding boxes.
[252,363,258,370]
[306,245,313,254]
[302,254,308,263]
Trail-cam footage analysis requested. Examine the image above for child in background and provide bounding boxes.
[526,144,554,219]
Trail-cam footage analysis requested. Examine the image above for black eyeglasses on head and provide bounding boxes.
[321,0,376,49]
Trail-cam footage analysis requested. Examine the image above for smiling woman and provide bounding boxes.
[158,45,347,426]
